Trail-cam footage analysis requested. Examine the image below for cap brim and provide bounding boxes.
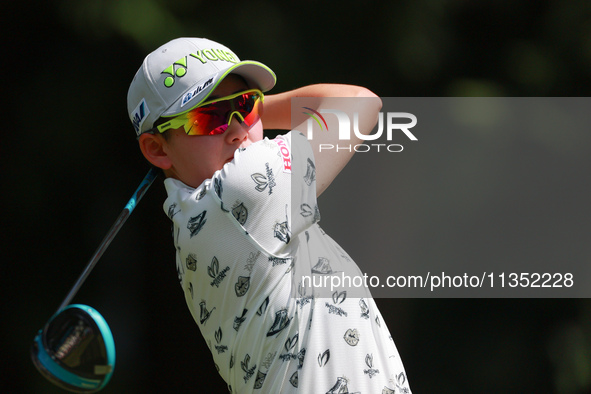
[161,60,276,118]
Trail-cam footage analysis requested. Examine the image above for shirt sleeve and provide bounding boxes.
[213,131,319,256]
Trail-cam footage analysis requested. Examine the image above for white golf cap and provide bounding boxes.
[127,37,276,136]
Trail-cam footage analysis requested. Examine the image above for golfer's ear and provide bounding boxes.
[139,133,172,170]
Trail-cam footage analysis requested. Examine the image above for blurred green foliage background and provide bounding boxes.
[3,0,591,393]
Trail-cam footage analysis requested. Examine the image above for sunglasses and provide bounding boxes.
[147,89,264,136]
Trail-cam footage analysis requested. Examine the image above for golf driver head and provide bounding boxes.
[31,304,115,393]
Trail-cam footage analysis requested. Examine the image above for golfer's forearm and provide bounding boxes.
[262,84,380,131]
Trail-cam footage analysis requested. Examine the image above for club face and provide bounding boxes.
[31,304,115,393]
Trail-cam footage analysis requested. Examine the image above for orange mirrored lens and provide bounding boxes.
[185,92,262,136]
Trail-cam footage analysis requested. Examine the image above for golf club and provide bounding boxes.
[31,167,159,392]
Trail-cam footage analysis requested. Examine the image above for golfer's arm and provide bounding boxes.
[262,84,382,196]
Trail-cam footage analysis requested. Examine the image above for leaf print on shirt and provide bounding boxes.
[214,178,222,198]
[364,354,379,378]
[241,354,256,384]
[333,291,346,304]
[195,188,206,201]
[176,257,185,285]
[214,327,228,354]
[396,372,411,393]
[187,210,207,237]
[318,349,330,367]
[208,256,230,288]
[300,203,321,223]
[325,291,347,317]
[214,179,229,212]
[244,251,258,271]
[251,163,276,195]
[285,333,298,352]
[279,333,300,362]
[303,158,316,186]
[296,282,313,309]
[257,297,269,316]
[167,203,180,219]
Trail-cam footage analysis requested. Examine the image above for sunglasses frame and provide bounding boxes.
[145,89,264,136]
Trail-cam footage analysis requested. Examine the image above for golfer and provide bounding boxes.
[128,37,411,393]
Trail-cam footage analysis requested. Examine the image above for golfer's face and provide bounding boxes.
[163,74,264,187]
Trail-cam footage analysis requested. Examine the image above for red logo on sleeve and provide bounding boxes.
[274,137,292,174]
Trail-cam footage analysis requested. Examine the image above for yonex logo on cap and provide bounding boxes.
[191,48,238,64]
[161,48,239,88]
[162,57,188,88]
